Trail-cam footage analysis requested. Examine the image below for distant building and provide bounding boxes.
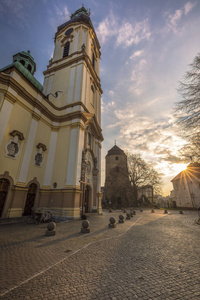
[171,162,200,209]
[0,6,103,219]
[137,185,153,204]
[104,145,132,207]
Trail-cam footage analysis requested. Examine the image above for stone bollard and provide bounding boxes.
[179,210,183,214]
[119,215,125,223]
[151,209,155,213]
[46,222,56,236]
[140,208,143,212]
[126,212,131,220]
[109,217,117,228]
[81,220,90,233]
[109,208,112,213]
[164,209,168,214]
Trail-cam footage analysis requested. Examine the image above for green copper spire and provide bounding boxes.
[70,5,90,19]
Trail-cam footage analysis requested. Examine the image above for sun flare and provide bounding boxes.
[172,163,188,174]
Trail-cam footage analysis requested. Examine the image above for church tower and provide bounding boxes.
[104,145,132,208]
[0,7,103,219]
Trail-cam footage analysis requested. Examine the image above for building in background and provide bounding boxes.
[104,145,132,207]
[0,6,103,219]
[171,162,200,209]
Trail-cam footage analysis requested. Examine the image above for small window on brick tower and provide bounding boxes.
[63,42,70,58]
[115,156,119,160]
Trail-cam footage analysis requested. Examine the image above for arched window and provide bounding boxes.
[88,132,91,147]
[115,156,119,160]
[27,64,32,72]
[63,42,70,58]
[92,53,95,69]
[91,85,95,106]
[20,60,25,66]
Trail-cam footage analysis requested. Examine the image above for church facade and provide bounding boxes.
[0,7,103,219]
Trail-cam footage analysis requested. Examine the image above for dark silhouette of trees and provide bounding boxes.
[127,153,162,205]
[175,53,200,161]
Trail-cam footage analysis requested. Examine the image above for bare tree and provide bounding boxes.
[176,53,200,129]
[175,53,200,160]
[127,153,162,204]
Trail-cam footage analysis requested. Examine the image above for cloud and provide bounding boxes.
[101,99,116,113]
[0,0,29,24]
[96,12,151,47]
[129,59,147,96]
[96,12,118,45]
[116,19,151,47]
[49,5,70,30]
[129,50,144,60]
[184,1,197,14]
[165,1,197,33]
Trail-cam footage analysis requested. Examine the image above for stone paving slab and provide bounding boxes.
[0,209,200,299]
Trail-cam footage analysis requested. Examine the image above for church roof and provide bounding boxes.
[171,162,200,182]
[106,145,125,157]
[0,51,43,92]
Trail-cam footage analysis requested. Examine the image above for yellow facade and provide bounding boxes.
[0,7,103,219]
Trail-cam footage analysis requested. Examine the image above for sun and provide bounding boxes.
[172,163,188,174]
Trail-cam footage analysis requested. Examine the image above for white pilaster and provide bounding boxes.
[18,119,38,182]
[68,66,76,103]
[53,41,60,61]
[74,64,83,102]
[73,30,79,52]
[0,100,13,147]
[81,65,86,104]
[66,128,78,185]
[43,131,58,186]
[75,129,84,185]
[45,74,54,96]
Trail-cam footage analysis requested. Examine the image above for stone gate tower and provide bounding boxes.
[0,6,103,219]
[104,145,132,208]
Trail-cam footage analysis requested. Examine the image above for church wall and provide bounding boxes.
[0,99,13,147]
[18,118,39,183]
[0,102,32,183]
[43,131,58,187]
[24,120,51,185]
[50,126,71,189]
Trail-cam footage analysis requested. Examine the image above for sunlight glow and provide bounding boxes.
[172,163,188,174]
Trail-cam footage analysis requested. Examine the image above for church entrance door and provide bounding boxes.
[0,179,10,218]
[85,185,90,213]
[24,184,37,216]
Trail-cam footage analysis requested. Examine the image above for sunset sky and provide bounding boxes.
[0,0,200,195]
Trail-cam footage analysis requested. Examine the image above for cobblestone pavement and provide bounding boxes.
[0,209,200,299]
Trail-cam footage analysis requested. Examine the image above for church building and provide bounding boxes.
[0,6,103,219]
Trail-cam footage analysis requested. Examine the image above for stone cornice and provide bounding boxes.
[0,72,92,125]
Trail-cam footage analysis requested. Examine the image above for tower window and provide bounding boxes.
[27,64,32,72]
[88,132,91,147]
[115,156,119,160]
[20,60,25,66]
[91,85,95,106]
[63,42,70,58]
[92,53,95,69]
